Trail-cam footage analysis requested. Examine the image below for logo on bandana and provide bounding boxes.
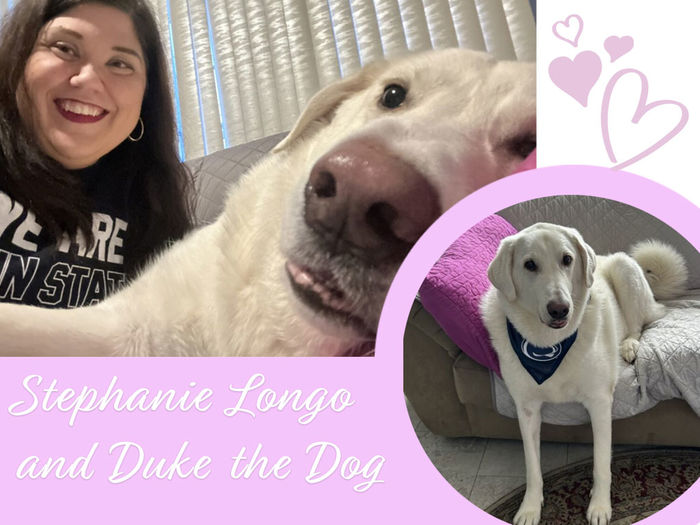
[507,319,577,384]
[520,340,563,362]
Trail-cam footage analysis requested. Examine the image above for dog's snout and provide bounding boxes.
[546,301,570,320]
[305,139,439,264]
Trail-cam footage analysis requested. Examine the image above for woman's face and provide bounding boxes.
[17,3,147,169]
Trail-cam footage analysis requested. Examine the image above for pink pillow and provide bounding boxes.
[419,215,517,375]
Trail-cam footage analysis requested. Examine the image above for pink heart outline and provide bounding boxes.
[552,14,583,47]
[604,35,634,62]
[601,68,689,170]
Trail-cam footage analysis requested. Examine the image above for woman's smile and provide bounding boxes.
[55,98,108,123]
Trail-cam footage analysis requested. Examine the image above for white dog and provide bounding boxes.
[480,223,688,525]
[0,48,535,357]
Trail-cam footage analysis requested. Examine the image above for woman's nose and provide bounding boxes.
[69,63,103,89]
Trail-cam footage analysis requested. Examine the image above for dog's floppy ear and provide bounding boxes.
[488,237,516,301]
[272,62,383,152]
[569,229,596,288]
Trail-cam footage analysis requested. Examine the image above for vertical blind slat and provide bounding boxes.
[170,0,206,158]
[281,0,321,115]
[209,1,248,144]
[188,0,225,154]
[225,0,264,140]
[397,0,432,52]
[423,0,459,49]
[245,0,282,136]
[306,0,343,87]
[373,0,409,58]
[328,0,363,76]
[502,0,535,61]
[474,0,517,60]
[348,0,384,65]
[264,0,301,130]
[448,0,487,53]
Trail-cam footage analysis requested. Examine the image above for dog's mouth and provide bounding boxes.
[548,319,568,329]
[285,260,375,337]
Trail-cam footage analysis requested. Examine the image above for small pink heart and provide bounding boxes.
[552,15,583,47]
[601,68,689,170]
[548,51,602,107]
[604,35,634,62]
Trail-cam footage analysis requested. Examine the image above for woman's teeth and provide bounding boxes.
[58,99,105,116]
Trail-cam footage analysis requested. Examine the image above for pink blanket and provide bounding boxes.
[419,215,517,375]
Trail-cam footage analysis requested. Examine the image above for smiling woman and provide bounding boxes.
[0,0,193,307]
[17,4,147,169]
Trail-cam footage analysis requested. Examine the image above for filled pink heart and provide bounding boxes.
[548,51,602,107]
[601,68,689,170]
[604,36,634,62]
[552,15,583,47]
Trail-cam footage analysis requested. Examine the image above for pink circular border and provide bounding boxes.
[378,165,700,524]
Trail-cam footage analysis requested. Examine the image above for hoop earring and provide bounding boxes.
[128,117,144,142]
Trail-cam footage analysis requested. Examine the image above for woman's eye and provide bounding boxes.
[524,259,537,272]
[562,254,573,266]
[380,84,407,109]
[51,42,77,58]
[108,59,135,72]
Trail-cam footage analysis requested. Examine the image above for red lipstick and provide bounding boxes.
[55,99,108,123]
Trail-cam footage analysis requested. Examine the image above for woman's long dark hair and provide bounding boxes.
[0,0,194,276]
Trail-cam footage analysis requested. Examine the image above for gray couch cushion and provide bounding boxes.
[186,132,287,226]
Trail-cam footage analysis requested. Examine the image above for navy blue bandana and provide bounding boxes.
[506,319,578,385]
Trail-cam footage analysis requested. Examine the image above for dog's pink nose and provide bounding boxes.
[305,139,439,264]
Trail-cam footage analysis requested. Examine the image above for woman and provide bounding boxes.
[0,0,194,308]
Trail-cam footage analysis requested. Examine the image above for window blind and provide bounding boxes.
[0,0,536,160]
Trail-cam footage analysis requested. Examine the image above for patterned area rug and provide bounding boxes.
[486,448,700,524]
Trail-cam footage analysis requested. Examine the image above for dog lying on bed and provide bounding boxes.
[480,223,687,525]
[0,48,535,357]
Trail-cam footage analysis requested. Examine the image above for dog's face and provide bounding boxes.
[488,223,596,330]
[276,49,536,343]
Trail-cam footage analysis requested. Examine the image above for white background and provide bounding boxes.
[538,0,700,204]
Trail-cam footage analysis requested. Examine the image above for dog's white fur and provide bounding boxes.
[0,49,535,357]
[480,223,687,525]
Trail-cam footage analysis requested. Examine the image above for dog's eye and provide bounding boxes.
[380,84,407,109]
[524,259,537,272]
[562,254,573,266]
[506,134,536,159]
